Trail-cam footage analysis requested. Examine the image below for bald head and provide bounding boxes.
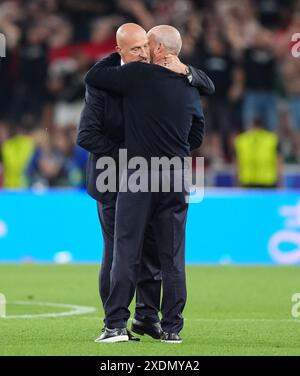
[115,23,150,63]
[116,23,146,48]
[148,25,182,61]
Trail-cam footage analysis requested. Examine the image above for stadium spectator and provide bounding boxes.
[241,28,279,131]
[281,56,300,161]
[47,50,88,128]
[255,0,290,30]
[277,110,298,164]
[0,124,35,188]
[0,0,300,188]
[197,34,241,163]
[234,118,282,188]
[9,23,49,124]
[27,127,87,188]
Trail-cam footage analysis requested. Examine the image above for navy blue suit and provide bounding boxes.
[78,54,162,324]
[84,54,209,333]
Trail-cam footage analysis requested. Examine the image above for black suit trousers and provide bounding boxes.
[105,170,188,333]
[97,195,161,324]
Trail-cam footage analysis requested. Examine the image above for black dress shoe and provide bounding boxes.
[131,318,162,339]
[95,327,129,343]
[161,332,182,343]
[127,329,140,342]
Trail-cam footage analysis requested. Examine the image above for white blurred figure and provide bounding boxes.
[0,293,6,318]
[0,220,8,237]
[54,251,73,264]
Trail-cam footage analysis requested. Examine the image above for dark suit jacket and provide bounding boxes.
[77,54,122,202]
[84,54,205,162]
[78,53,214,202]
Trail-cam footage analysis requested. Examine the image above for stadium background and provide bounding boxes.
[1,0,300,357]
[0,0,300,264]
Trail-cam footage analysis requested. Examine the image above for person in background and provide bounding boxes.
[9,23,49,125]
[0,124,35,189]
[47,51,89,128]
[281,55,300,162]
[234,117,282,188]
[28,127,87,188]
[198,34,242,163]
[241,29,279,131]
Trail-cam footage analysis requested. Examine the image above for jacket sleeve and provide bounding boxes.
[76,86,120,155]
[188,65,215,96]
[188,114,205,151]
[85,57,139,95]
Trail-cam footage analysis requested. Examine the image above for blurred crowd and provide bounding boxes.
[0,0,300,189]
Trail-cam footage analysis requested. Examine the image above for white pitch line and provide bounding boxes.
[80,317,300,323]
[2,301,96,319]
[2,302,299,323]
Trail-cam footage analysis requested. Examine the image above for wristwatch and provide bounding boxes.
[185,65,193,84]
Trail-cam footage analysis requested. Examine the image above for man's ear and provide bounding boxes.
[115,46,121,55]
[156,42,164,55]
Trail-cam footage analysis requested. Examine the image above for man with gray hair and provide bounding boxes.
[148,25,183,58]
[85,24,213,343]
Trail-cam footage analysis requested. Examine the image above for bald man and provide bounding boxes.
[84,25,213,343]
[80,23,214,343]
[78,24,161,342]
[115,23,149,63]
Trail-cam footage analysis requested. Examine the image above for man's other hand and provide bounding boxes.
[160,54,187,75]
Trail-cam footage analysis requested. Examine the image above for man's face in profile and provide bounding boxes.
[118,35,150,64]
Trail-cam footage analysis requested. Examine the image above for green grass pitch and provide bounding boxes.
[0,264,300,356]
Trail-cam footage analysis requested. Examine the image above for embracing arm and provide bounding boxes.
[188,65,215,96]
[84,54,139,95]
[188,93,205,152]
[188,114,205,152]
[162,55,215,96]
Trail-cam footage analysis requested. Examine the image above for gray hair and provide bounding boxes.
[148,25,182,55]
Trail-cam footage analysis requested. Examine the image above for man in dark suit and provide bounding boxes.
[84,24,211,343]
[77,24,161,342]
